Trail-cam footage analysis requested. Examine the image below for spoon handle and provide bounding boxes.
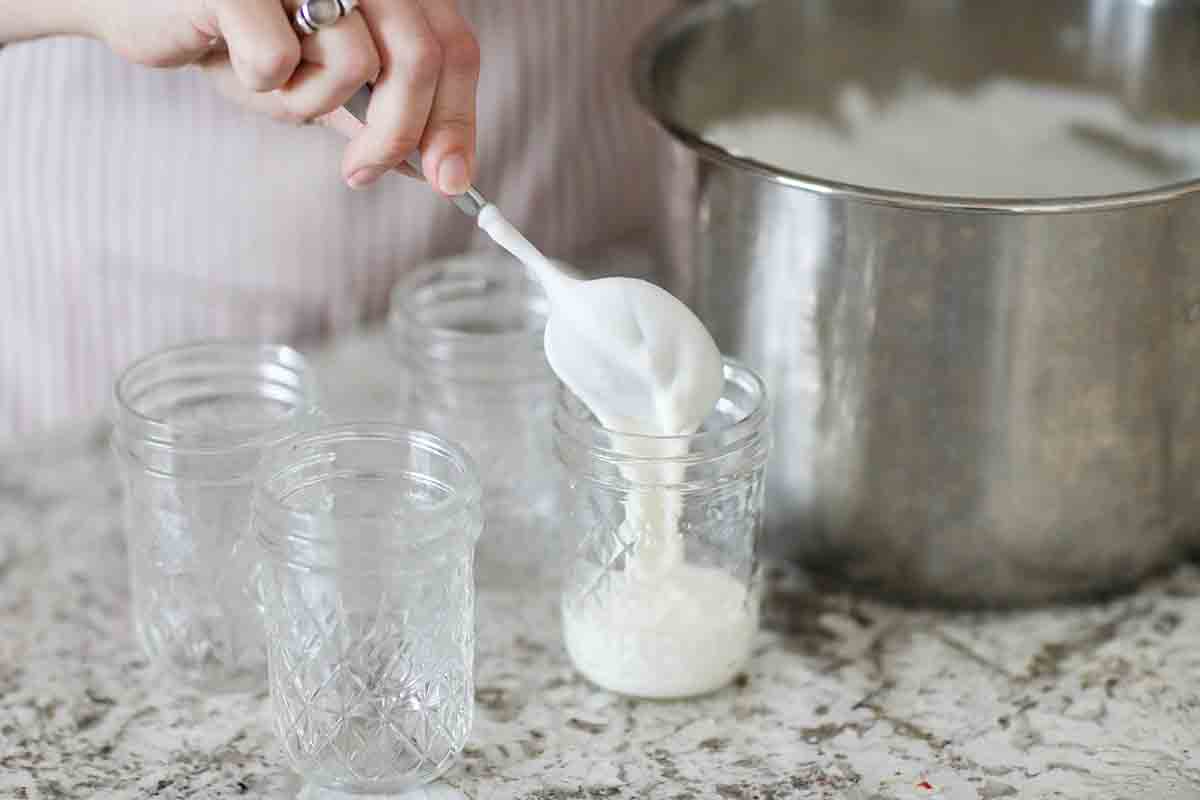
[343,85,488,217]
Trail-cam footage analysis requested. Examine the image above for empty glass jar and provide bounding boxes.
[253,423,483,794]
[390,255,559,580]
[112,341,318,692]
[554,358,771,699]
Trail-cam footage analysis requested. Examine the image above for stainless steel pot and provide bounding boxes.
[635,0,1200,606]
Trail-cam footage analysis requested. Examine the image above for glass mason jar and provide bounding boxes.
[554,358,770,699]
[390,255,559,581]
[253,423,483,795]
[112,341,318,692]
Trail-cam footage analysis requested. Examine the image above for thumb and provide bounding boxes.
[316,107,363,139]
[316,107,419,179]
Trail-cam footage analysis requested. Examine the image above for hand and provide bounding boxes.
[87,0,480,192]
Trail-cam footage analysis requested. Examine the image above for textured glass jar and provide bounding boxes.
[554,359,770,699]
[253,423,483,795]
[390,255,559,580]
[112,341,318,692]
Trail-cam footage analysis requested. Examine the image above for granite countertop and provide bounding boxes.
[2,332,1198,800]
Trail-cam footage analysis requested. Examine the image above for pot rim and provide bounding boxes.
[633,0,1200,215]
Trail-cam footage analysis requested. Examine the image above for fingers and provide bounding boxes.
[340,0,442,188]
[212,0,482,193]
[314,107,420,178]
[211,0,301,91]
[275,11,381,124]
[317,106,366,139]
[196,52,287,117]
[415,0,480,196]
[200,53,416,178]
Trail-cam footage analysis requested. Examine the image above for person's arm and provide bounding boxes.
[0,0,480,194]
[0,0,91,43]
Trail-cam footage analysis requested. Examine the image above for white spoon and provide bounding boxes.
[343,87,724,438]
[475,207,723,437]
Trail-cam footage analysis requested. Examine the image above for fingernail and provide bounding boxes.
[437,154,470,195]
[347,165,386,189]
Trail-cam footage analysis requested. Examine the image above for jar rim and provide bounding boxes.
[554,357,770,465]
[253,421,483,549]
[388,256,551,379]
[111,339,318,453]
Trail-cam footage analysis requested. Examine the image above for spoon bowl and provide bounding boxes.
[476,207,724,437]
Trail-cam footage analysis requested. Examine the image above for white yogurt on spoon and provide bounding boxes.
[477,206,757,698]
[477,206,721,436]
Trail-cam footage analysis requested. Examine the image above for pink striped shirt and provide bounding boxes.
[0,0,681,439]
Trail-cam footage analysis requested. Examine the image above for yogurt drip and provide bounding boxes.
[477,206,757,697]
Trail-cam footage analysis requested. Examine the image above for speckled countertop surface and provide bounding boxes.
[2,332,1198,800]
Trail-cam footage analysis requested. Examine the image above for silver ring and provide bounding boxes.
[293,0,358,36]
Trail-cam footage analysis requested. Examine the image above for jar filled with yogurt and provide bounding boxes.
[554,359,770,699]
